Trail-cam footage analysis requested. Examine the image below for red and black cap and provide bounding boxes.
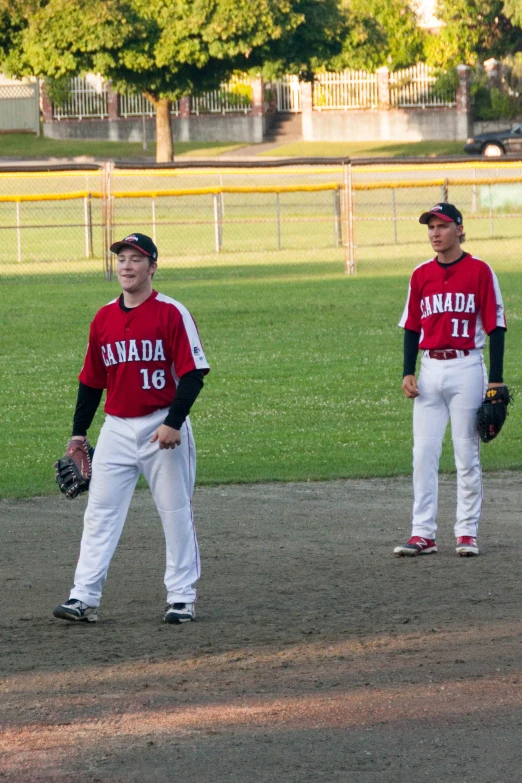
[419,203,463,225]
[110,233,158,261]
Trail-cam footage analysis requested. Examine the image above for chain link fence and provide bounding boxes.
[1,160,521,280]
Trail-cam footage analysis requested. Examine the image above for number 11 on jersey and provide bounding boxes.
[451,319,469,338]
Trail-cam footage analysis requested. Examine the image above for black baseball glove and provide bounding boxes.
[477,385,512,443]
[54,438,94,498]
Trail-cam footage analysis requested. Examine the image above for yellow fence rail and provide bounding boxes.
[1,162,522,276]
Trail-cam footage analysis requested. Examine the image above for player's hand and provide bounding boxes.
[402,374,419,399]
[150,424,181,450]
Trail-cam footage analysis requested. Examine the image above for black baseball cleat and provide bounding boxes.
[53,599,98,622]
[164,602,195,624]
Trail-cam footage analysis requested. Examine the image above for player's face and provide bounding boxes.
[427,217,463,254]
[116,247,157,294]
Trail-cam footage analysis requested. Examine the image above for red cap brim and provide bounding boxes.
[419,211,454,224]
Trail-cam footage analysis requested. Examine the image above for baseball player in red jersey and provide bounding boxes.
[53,233,209,623]
[395,203,506,558]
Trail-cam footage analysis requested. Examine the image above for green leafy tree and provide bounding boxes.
[504,0,522,27]
[3,0,345,161]
[329,0,425,72]
[425,0,520,70]
[0,0,41,65]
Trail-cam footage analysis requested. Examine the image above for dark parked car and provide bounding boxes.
[464,124,522,157]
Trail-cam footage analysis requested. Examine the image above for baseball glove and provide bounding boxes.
[477,385,512,443]
[54,438,94,498]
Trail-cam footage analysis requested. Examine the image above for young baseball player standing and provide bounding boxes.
[53,233,209,623]
[395,203,506,558]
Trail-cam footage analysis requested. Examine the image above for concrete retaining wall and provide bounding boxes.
[303,108,469,142]
[472,118,522,135]
[43,114,265,144]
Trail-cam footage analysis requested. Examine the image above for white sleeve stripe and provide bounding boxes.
[398,259,432,328]
[398,283,412,328]
[155,292,210,367]
[487,266,506,328]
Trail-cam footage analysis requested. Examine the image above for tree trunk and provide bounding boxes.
[146,95,174,162]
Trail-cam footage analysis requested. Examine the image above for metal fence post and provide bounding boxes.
[102,161,114,280]
[16,201,22,262]
[212,193,221,253]
[218,191,223,249]
[333,188,341,248]
[108,162,114,278]
[84,195,93,258]
[343,162,356,275]
[151,197,157,245]
[391,188,398,245]
[489,184,494,237]
[276,192,282,250]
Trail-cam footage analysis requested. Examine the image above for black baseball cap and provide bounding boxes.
[419,203,463,225]
[110,233,158,260]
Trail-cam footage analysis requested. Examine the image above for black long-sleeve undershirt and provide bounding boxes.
[72,369,205,436]
[403,327,506,383]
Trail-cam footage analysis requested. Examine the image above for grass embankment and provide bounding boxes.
[0,134,242,160]
[262,141,467,158]
[2,255,521,498]
[1,133,467,161]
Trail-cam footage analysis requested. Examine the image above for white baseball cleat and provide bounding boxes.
[53,599,98,622]
[394,536,438,557]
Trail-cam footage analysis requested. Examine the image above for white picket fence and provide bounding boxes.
[192,74,253,115]
[52,65,455,119]
[53,75,109,119]
[54,75,253,118]
[313,70,379,110]
[119,93,180,117]
[389,63,451,108]
[276,76,302,112]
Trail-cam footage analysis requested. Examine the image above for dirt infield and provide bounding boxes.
[1,473,522,783]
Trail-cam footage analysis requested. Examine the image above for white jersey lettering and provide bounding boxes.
[141,340,153,361]
[105,344,117,366]
[454,293,465,313]
[115,341,126,363]
[432,294,443,313]
[128,340,140,361]
[100,338,166,365]
[153,340,166,361]
[465,293,475,313]
[421,292,477,319]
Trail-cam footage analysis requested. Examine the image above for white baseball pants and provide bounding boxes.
[70,408,199,608]
[411,352,487,540]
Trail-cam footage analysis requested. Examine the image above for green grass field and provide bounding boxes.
[2,250,521,498]
[0,134,242,160]
[1,134,467,161]
[262,141,467,158]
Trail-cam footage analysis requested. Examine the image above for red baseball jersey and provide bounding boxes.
[399,254,506,349]
[79,291,210,418]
